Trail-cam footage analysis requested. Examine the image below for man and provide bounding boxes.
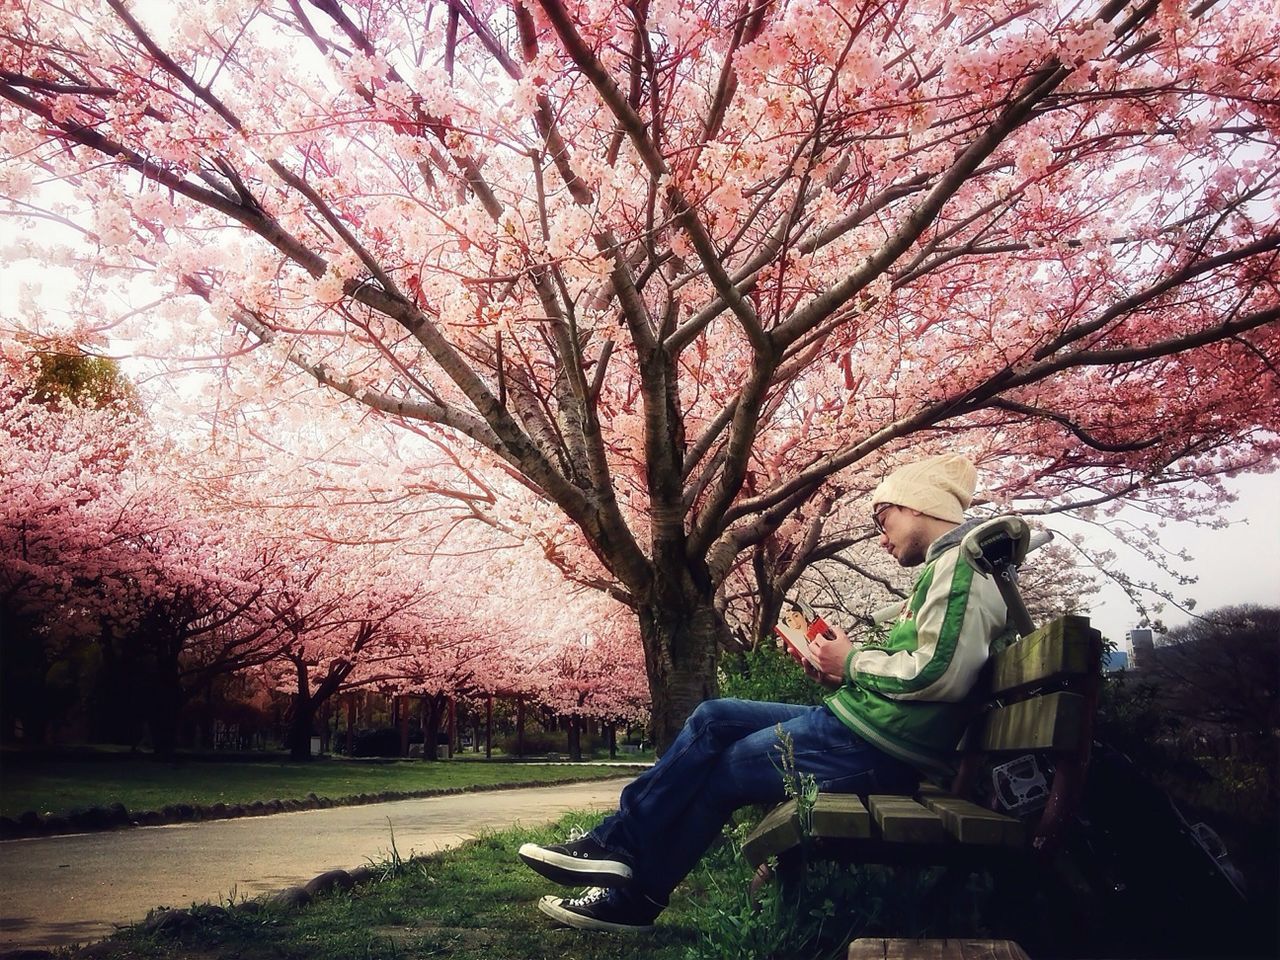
[518,453,1009,933]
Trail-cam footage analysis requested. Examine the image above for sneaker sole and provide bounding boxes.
[538,895,655,933]
[518,843,633,888]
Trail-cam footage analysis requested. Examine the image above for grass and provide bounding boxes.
[0,752,648,819]
[36,810,1092,960]
[31,805,1280,960]
[70,812,709,960]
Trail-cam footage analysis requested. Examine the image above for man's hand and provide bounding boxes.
[800,657,843,688]
[808,622,855,685]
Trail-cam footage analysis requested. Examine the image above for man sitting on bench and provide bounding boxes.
[518,453,1010,933]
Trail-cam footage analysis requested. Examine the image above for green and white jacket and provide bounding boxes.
[824,519,1010,778]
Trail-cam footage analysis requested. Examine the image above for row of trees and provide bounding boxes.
[1139,605,1280,760]
[3,0,1277,746]
[1,346,650,757]
[3,333,1106,759]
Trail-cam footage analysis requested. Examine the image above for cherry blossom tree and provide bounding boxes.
[537,628,650,758]
[380,536,650,756]
[245,543,429,759]
[3,0,1278,746]
[1,346,281,748]
[0,357,144,740]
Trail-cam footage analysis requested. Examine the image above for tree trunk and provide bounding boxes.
[398,695,411,758]
[446,697,456,759]
[345,694,356,755]
[485,694,493,759]
[424,696,435,762]
[516,696,525,757]
[287,659,316,761]
[148,654,184,760]
[567,715,581,761]
[423,694,442,761]
[639,591,720,754]
[288,698,316,761]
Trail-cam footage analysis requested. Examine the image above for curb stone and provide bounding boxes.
[303,869,354,898]
[270,886,312,909]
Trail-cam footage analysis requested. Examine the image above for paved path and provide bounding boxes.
[0,777,632,952]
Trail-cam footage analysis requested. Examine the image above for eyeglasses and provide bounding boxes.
[872,504,893,534]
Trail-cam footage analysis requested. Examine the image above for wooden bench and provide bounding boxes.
[742,614,1104,903]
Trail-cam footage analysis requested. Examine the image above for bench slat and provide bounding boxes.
[848,938,1032,959]
[920,795,1025,847]
[741,798,802,867]
[868,796,945,843]
[989,615,1099,695]
[811,793,872,839]
[980,690,1085,752]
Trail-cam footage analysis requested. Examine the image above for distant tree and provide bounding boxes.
[0,359,147,742]
[1150,605,1280,755]
[28,347,140,412]
[255,547,434,760]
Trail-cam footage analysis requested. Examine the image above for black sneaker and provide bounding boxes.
[518,828,634,887]
[537,886,662,933]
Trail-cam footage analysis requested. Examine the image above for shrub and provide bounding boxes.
[719,643,826,707]
[350,728,422,757]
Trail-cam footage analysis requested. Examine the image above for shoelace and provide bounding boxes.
[565,887,610,908]
[565,825,588,842]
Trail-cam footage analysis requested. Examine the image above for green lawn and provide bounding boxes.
[22,807,1279,960]
[0,753,648,819]
[79,811,876,960]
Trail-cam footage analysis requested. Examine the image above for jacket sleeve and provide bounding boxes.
[848,548,1006,702]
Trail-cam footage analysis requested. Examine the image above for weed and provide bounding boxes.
[773,724,819,834]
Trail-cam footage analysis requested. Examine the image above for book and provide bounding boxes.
[773,599,836,672]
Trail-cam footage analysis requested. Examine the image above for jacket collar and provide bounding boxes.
[925,517,983,563]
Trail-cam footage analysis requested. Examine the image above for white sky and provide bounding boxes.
[1051,470,1279,648]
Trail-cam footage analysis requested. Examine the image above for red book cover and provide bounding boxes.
[773,599,835,672]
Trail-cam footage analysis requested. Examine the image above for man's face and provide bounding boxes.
[875,504,931,567]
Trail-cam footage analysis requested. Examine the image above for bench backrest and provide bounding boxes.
[955,614,1104,851]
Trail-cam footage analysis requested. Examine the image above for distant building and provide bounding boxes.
[1102,649,1129,673]
[1128,628,1155,670]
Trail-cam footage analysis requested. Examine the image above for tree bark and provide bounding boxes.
[485,694,493,759]
[423,693,443,761]
[398,695,411,758]
[446,697,456,759]
[345,693,355,755]
[286,657,352,760]
[567,715,581,761]
[639,589,720,753]
[148,682,183,758]
[287,693,315,761]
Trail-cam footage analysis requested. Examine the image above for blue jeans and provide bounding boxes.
[592,698,919,903]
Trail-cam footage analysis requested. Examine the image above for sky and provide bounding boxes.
[1050,470,1278,648]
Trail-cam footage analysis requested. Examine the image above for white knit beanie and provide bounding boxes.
[870,454,977,524]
